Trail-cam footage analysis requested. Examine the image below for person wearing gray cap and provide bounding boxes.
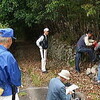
[36,28,49,73]
[46,70,72,100]
[0,28,21,100]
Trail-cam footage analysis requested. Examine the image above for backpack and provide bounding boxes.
[39,35,48,49]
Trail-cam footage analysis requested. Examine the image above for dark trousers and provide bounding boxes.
[75,47,95,72]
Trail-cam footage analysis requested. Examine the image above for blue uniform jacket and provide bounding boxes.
[46,77,71,100]
[0,45,21,96]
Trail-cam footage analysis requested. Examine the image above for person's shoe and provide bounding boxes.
[75,69,81,73]
[42,71,48,73]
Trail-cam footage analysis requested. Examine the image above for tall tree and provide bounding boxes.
[0,0,99,42]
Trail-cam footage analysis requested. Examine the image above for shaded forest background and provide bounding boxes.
[0,1,100,99]
[0,0,100,44]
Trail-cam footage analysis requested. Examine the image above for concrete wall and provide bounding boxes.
[19,87,86,100]
[48,36,75,66]
[19,87,48,100]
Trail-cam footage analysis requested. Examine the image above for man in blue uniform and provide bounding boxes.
[46,70,72,100]
[0,28,21,100]
[75,30,96,72]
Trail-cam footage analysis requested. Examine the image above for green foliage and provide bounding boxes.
[14,10,26,20]
[81,4,96,16]
[18,92,27,96]
[0,0,99,41]
[0,23,9,28]
[45,0,82,21]
[69,59,75,67]
[31,74,42,86]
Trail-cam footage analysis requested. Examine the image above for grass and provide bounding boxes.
[30,70,57,87]
[88,93,100,100]
[68,59,75,67]
[19,92,27,97]
[31,74,42,86]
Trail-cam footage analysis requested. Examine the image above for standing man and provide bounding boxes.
[0,28,21,100]
[46,70,72,100]
[75,30,96,72]
[36,28,49,73]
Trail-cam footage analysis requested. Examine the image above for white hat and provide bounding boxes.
[58,70,70,80]
[44,28,49,32]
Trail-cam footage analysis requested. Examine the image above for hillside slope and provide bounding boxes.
[14,41,100,100]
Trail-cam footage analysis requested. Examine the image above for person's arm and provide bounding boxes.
[84,35,94,46]
[89,39,94,43]
[7,54,21,86]
[36,35,44,49]
[94,42,100,51]
[59,86,71,100]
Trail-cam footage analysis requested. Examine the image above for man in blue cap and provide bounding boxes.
[0,28,21,100]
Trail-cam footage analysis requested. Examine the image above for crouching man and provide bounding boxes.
[46,70,72,100]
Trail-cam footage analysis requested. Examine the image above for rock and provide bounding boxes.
[19,87,48,100]
[86,68,91,75]
[86,65,98,80]
[91,67,96,74]
[71,92,86,100]
[48,37,75,66]
[92,64,98,69]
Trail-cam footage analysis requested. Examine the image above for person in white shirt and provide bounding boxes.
[36,28,49,73]
[75,30,96,72]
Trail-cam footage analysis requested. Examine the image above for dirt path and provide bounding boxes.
[14,41,100,100]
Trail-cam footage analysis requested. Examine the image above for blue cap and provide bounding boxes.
[0,28,16,39]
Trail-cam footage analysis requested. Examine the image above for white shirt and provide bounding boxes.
[84,34,94,46]
[36,35,47,49]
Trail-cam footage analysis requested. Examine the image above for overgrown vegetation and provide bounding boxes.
[16,41,100,100]
[0,1,100,99]
[0,23,9,28]
[0,0,100,43]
